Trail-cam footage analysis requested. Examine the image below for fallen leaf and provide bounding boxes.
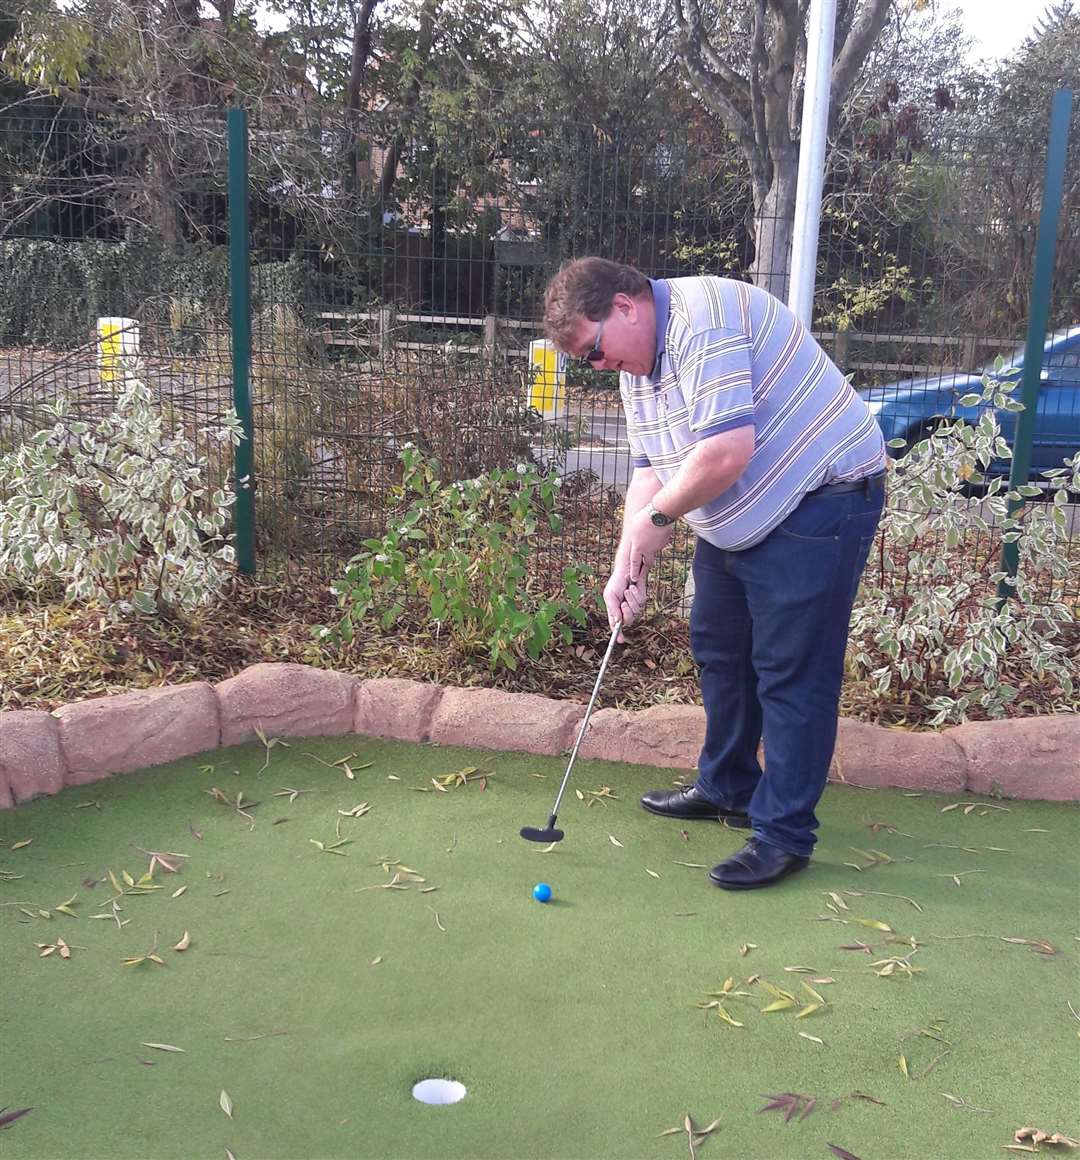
[0,1108,34,1129]
[220,1090,233,1119]
[827,1146,864,1160]
[798,1033,824,1045]
[173,931,191,952]
[141,1042,185,1053]
[608,835,624,848]
[645,869,661,879]
[11,839,32,850]
[370,956,383,966]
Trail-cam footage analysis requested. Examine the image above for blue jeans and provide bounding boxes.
[690,478,884,857]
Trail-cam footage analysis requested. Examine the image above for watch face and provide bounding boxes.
[651,510,671,527]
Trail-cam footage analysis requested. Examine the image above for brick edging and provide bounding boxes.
[1,662,1077,808]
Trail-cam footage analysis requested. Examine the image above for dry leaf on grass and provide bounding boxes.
[35,936,74,960]
[759,1093,817,1123]
[1013,1126,1080,1148]
[0,1108,34,1129]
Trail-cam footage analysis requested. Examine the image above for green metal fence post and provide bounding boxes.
[228,106,256,575]
[998,88,1073,602]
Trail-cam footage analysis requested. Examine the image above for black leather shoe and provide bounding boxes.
[640,785,751,828]
[709,839,809,890]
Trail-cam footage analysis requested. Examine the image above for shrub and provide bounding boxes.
[849,368,1078,725]
[0,238,304,349]
[0,365,243,615]
[317,444,593,670]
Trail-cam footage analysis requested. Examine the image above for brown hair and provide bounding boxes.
[542,258,651,349]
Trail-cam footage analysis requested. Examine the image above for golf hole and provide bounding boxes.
[412,1078,467,1105]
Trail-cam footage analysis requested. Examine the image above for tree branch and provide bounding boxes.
[672,0,757,162]
[763,0,799,152]
[831,0,893,113]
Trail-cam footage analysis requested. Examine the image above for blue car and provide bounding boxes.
[862,326,1080,479]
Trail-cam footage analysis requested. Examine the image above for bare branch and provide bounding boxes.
[831,0,893,114]
[672,0,757,162]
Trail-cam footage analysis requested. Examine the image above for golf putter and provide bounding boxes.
[520,620,623,844]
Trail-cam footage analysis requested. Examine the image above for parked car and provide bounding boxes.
[862,326,1080,480]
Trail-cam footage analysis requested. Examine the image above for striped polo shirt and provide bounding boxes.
[622,277,885,550]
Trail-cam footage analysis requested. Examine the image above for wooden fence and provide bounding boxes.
[316,309,1021,379]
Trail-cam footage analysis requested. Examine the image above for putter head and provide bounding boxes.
[520,823,564,844]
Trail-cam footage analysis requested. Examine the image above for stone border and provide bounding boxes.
[1,662,1077,808]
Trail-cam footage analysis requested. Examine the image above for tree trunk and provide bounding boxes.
[345,0,379,197]
[378,0,437,206]
[144,140,180,246]
[747,145,799,299]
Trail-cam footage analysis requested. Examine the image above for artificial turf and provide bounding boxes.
[1,735,1078,1160]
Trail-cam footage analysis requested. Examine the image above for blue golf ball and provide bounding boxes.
[532,882,553,903]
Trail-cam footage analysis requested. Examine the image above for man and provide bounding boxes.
[543,258,886,889]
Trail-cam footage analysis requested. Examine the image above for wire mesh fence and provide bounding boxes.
[1,97,1077,612]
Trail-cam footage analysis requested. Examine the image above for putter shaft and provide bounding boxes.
[545,621,622,824]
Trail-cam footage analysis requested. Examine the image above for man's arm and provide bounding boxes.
[604,466,663,639]
[626,426,755,584]
[613,465,664,573]
[650,425,755,519]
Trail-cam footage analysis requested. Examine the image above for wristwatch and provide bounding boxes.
[645,501,675,527]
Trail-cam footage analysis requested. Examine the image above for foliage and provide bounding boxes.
[317,444,592,670]
[818,258,920,332]
[922,2,1080,331]
[0,366,242,615]
[849,366,1078,725]
[0,238,305,348]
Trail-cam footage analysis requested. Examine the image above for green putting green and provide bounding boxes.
[2,735,1077,1160]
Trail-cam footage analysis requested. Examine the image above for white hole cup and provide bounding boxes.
[411,1078,467,1105]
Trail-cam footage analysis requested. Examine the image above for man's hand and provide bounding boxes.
[626,507,675,585]
[603,570,648,643]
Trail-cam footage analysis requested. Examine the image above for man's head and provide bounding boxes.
[543,258,657,377]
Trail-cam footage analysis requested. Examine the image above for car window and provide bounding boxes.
[1045,351,1080,385]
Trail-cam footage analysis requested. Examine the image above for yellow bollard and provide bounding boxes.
[527,338,567,419]
[97,317,139,385]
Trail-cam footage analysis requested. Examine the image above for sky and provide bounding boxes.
[250,1,1054,62]
[942,0,1053,60]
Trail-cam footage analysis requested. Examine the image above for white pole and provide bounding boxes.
[787,0,837,327]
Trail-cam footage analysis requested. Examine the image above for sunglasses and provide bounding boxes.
[580,317,606,365]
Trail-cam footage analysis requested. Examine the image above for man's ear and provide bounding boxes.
[613,291,636,321]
